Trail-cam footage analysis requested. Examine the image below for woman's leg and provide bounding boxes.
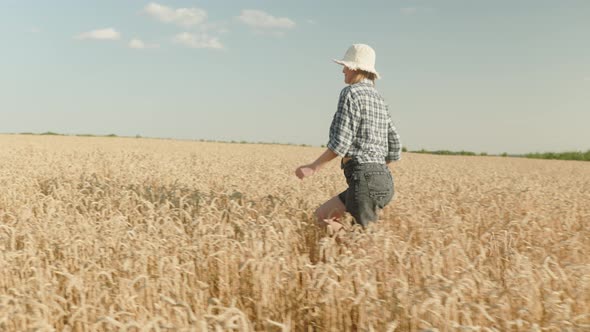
[314,195,347,232]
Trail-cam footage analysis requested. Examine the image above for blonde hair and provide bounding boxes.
[349,69,377,84]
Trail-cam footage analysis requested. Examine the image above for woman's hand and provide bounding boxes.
[295,149,337,180]
[295,165,315,180]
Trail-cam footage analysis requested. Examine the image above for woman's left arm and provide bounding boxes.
[295,148,338,179]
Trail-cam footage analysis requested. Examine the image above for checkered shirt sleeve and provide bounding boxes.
[386,118,402,162]
[327,88,358,157]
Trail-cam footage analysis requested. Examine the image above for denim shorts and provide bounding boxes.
[337,159,395,227]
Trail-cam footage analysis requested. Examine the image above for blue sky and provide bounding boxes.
[1,0,589,154]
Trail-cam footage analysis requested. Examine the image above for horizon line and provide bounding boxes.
[2,131,588,157]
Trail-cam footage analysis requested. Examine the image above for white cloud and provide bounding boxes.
[75,28,121,40]
[173,32,223,49]
[144,3,207,27]
[306,19,317,25]
[237,10,295,29]
[30,27,41,33]
[584,77,590,82]
[129,39,145,49]
[129,38,159,49]
[401,7,418,15]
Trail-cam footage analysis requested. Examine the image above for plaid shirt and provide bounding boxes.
[327,79,402,164]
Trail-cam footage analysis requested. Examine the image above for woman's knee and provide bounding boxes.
[315,205,338,226]
[313,196,346,225]
[316,204,341,223]
[314,207,326,224]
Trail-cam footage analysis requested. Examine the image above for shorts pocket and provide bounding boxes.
[364,171,393,208]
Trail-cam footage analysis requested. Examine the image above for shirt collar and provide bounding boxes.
[356,78,374,86]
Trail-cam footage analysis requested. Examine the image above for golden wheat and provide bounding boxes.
[0,134,588,331]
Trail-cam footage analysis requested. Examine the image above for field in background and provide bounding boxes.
[10,132,590,161]
[0,134,588,331]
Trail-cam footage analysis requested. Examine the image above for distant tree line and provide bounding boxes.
[524,150,590,161]
[411,149,478,156]
[18,132,121,138]
[407,147,589,161]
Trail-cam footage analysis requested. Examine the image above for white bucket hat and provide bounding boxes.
[333,43,380,79]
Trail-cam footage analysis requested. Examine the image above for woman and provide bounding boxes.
[295,44,402,232]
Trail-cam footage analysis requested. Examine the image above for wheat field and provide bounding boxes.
[0,134,588,331]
